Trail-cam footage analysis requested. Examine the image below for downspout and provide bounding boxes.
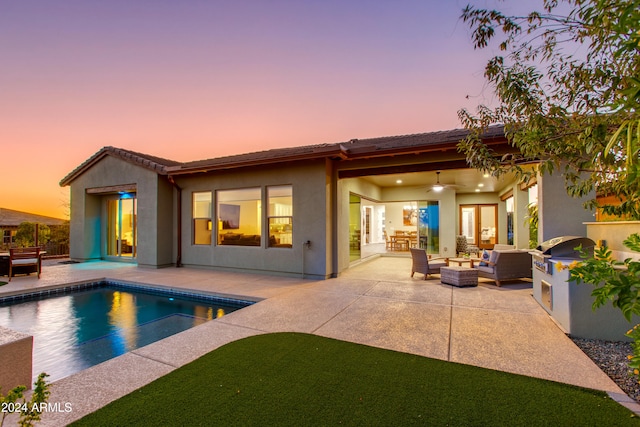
[168,176,183,267]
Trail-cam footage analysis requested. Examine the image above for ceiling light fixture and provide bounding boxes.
[433,171,444,192]
[396,179,403,184]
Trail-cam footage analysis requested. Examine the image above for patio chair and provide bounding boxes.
[455,235,479,256]
[410,248,448,280]
[8,247,41,282]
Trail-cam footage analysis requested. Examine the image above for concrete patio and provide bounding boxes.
[1,257,638,425]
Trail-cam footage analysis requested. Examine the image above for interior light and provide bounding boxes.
[478,183,484,187]
[396,179,403,184]
[475,189,481,192]
[432,185,444,192]
[483,173,490,178]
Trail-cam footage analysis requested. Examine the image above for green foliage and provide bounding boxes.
[14,223,50,248]
[460,0,640,381]
[525,202,539,248]
[48,221,70,247]
[458,0,640,219]
[0,373,51,427]
[570,236,640,374]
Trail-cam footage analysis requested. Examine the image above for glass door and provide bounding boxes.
[107,196,137,258]
[418,201,439,254]
[459,204,498,250]
[349,194,361,261]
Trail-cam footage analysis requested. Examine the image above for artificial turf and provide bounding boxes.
[72,333,639,426]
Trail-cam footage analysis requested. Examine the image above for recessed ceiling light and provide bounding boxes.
[396,179,403,184]
[478,183,484,187]
[475,189,480,192]
[483,173,490,178]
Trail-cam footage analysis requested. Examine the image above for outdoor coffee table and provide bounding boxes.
[447,257,482,268]
[440,266,478,287]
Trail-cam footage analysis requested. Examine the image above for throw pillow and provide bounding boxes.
[479,249,490,266]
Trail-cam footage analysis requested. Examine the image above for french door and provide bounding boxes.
[107,196,137,258]
[459,204,498,250]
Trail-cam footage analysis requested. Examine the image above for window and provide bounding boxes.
[217,188,261,246]
[505,196,514,245]
[268,185,292,248]
[193,192,212,245]
[3,229,14,245]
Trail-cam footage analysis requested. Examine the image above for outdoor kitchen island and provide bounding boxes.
[532,236,638,341]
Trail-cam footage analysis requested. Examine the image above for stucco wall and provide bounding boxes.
[173,159,330,279]
[538,172,595,241]
[586,221,640,261]
[68,156,174,267]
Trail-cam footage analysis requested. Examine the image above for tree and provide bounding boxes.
[14,223,50,248]
[458,0,640,375]
[458,0,640,218]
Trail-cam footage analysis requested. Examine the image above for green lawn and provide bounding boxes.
[72,333,639,426]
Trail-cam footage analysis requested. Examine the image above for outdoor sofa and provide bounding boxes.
[473,246,532,287]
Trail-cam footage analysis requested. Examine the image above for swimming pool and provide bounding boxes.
[0,282,251,382]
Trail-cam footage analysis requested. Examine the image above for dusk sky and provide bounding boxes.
[1,0,527,219]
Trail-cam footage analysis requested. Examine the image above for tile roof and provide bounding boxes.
[167,125,506,175]
[0,208,67,227]
[60,125,505,184]
[60,146,181,186]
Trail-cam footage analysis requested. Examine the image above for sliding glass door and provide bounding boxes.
[107,196,137,258]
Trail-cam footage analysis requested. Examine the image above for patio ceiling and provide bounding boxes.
[359,169,517,194]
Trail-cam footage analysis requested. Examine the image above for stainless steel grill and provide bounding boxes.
[531,236,594,275]
[531,235,633,341]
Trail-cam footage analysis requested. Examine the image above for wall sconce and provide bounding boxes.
[207,220,212,231]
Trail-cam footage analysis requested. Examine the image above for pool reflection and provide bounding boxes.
[0,287,244,382]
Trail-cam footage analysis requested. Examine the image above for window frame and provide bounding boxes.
[192,191,212,245]
[216,187,262,247]
[267,185,293,248]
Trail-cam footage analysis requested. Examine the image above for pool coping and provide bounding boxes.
[0,278,261,307]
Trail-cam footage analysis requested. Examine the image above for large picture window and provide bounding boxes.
[268,185,292,248]
[217,188,261,246]
[193,192,212,245]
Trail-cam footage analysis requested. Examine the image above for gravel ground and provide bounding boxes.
[571,337,640,402]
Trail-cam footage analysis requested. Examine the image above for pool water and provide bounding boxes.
[0,286,247,382]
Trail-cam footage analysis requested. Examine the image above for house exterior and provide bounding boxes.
[60,126,594,279]
[0,208,67,249]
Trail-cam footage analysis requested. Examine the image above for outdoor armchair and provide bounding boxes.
[8,247,41,281]
[410,248,448,280]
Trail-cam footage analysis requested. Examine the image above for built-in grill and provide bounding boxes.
[531,235,633,341]
[531,236,595,275]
